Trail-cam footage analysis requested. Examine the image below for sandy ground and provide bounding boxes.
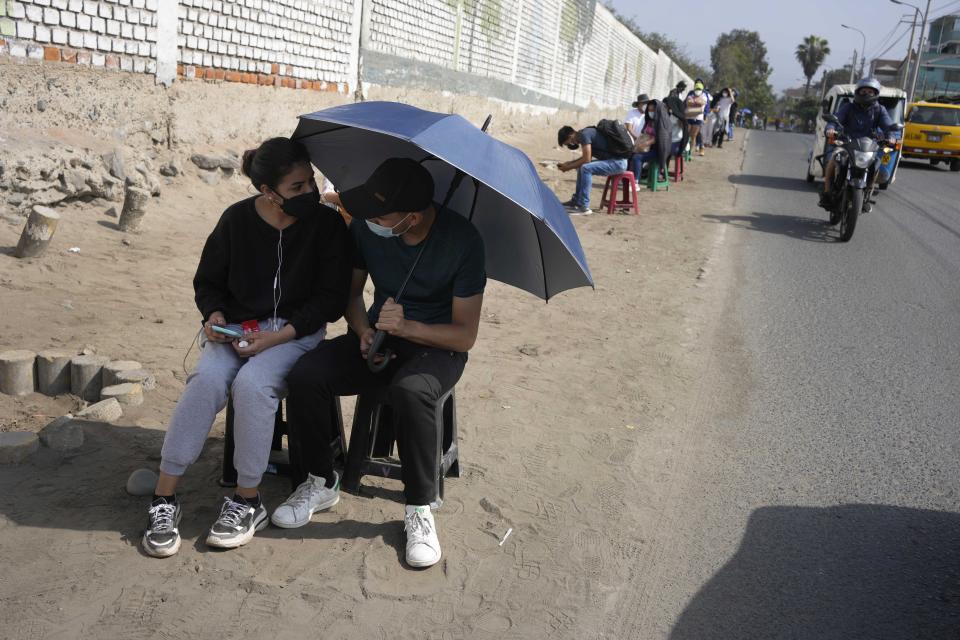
[0,85,748,638]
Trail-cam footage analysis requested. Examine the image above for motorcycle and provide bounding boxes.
[817,115,902,242]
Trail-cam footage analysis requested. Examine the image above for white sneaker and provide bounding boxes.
[404,504,441,568]
[270,471,340,529]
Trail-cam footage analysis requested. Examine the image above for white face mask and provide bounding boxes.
[694,90,703,96]
[366,212,413,238]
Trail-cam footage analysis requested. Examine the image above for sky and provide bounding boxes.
[608,0,960,93]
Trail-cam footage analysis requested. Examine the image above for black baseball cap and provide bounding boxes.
[339,158,434,220]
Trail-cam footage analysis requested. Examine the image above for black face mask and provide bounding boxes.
[854,91,879,107]
[566,143,580,150]
[276,189,320,218]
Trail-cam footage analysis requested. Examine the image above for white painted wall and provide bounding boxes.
[4,0,693,107]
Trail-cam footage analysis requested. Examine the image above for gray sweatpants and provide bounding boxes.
[160,320,324,488]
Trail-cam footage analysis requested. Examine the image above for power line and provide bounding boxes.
[866,21,902,60]
[874,23,911,61]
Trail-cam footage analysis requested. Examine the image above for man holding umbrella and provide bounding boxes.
[275,157,486,569]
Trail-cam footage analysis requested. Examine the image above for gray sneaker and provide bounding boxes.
[142,498,182,558]
[568,205,593,216]
[205,496,268,549]
[271,471,340,529]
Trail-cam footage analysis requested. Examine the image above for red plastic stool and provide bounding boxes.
[670,153,685,182]
[599,172,639,215]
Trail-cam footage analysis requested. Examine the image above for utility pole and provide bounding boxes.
[842,24,867,79]
[849,50,858,84]
[902,12,918,91]
[908,0,932,103]
[910,32,927,101]
[890,0,922,93]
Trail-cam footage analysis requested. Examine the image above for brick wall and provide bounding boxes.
[177,0,354,85]
[0,0,693,108]
[367,0,455,69]
[4,0,158,72]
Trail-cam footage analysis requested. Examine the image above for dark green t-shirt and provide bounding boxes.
[350,209,486,327]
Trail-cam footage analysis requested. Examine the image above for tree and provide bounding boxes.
[710,30,775,114]
[796,36,831,95]
[822,65,854,92]
[629,30,712,83]
[601,2,712,81]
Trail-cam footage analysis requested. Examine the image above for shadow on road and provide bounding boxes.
[897,159,951,173]
[703,212,836,243]
[729,174,817,192]
[670,504,960,639]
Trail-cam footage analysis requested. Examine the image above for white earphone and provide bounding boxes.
[272,228,283,332]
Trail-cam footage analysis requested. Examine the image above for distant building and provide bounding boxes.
[869,59,902,86]
[782,87,807,101]
[916,14,960,97]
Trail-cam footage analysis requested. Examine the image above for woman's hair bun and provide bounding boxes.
[241,148,257,179]
[241,138,310,191]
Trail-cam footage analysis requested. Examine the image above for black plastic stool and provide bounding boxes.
[341,387,460,507]
[220,395,347,492]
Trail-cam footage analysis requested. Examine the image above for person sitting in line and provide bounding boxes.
[141,137,353,558]
[557,124,629,216]
[624,93,652,141]
[275,158,485,569]
[627,98,661,181]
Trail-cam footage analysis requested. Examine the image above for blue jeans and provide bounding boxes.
[575,158,628,207]
[629,150,658,181]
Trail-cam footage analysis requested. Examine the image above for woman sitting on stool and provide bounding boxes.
[626,98,660,181]
[140,137,353,558]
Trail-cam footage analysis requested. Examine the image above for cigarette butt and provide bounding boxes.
[499,527,513,546]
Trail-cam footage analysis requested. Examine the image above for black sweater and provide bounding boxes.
[193,197,352,337]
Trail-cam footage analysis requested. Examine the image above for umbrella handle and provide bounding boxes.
[367,329,393,373]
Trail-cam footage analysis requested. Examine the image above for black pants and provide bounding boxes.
[713,118,727,147]
[285,332,467,505]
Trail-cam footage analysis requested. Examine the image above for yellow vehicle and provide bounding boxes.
[902,100,960,172]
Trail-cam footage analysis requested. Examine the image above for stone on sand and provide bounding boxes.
[70,354,109,401]
[103,360,142,387]
[0,349,37,396]
[126,468,158,496]
[0,432,40,464]
[100,382,143,406]
[39,415,84,452]
[36,349,73,396]
[76,397,123,422]
[114,368,156,391]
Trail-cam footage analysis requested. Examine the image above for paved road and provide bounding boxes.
[658,131,960,638]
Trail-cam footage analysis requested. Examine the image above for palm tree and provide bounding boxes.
[796,36,831,94]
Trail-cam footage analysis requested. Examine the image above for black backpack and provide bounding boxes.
[595,119,634,158]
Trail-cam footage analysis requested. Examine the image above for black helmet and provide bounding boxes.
[854,77,882,107]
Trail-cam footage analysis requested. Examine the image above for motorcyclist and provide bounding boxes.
[820,77,897,211]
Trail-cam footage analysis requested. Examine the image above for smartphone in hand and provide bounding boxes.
[211,325,243,339]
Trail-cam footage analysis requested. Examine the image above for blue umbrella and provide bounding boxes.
[292,101,593,301]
